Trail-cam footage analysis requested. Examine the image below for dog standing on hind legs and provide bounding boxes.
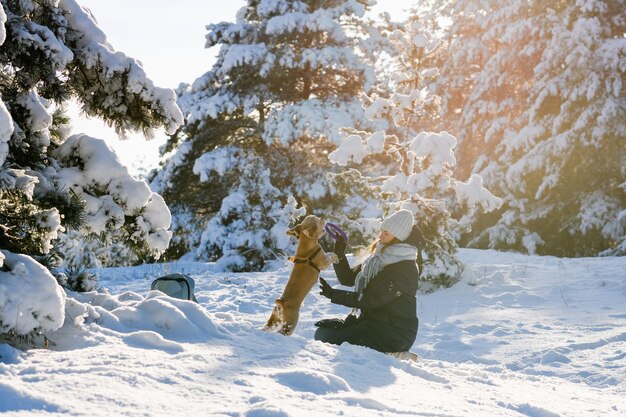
[263,215,339,336]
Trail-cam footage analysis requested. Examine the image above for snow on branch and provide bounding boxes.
[193,146,242,180]
[52,134,172,259]
[218,44,273,76]
[266,10,346,42]
[0,3,5,44]
[455,174,503,213]
[10,17,74,70]
[263,99,364,145]
[257,0,306,17]
[0,5,12,166]
[0,100,12,166]
[410,131,457,167]
[264,0,365,39]
[59,0,183,135]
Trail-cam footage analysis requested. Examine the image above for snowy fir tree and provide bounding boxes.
[0,0,182,337]
[152,0,376,270]
[55,229,138,270]
[192,146,305,271]
[328,15,503,289]
[423,0,626,256]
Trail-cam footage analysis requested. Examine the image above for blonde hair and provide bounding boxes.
[370,237,400,253]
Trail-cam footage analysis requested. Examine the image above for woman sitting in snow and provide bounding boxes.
[315,210,423,354]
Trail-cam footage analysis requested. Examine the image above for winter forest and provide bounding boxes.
[1,0,626,391]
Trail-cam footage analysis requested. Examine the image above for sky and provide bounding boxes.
[71,0,411,175]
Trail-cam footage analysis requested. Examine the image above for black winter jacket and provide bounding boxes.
[331,255,420,335]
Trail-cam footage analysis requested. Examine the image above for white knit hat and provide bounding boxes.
[381,209,414,241]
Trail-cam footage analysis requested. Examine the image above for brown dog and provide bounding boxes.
[263,215,339,335]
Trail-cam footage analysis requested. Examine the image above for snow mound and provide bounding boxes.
[0,251,66,335]
[56,287,223,348]
[124,331,184,354]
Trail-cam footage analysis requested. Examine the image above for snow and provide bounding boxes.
[263,99,364,145]
[365,130,386,153]
[410,131,457,167]
[263,0,366,41]
[192,148,305,269]
[59,0,183,135]
[329,134,367,165]
[10,17,74,70]
[364,96,391,120]
[257,0,305,18]
[381,171,408,194]
[54,134,156,213]
[1,249,625,416]
[0,251,66,335]
[194,146,245,179]
[266,10,346,42]
[0,5,13,166]
[0,169,39,200]
[52,134,172,258]
[328,127,393,167]
[0,3,5,45]
[14,91,52,148]
[0,100,12,167]
[412,33,429,48]
[34,208,63,254]
[455,174,504,212]
[218,44,271,76]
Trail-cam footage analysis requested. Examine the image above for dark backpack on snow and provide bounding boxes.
[150,273,198,303]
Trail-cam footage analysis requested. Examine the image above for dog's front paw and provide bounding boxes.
[326,252,340,264]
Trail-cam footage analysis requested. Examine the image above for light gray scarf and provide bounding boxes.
[354,243,418,296]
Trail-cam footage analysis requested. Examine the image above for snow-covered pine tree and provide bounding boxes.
[56,229,137,270]
[0,0,182,337]
[428,0,626,256]
[152,0,375,270]
[329,12,502,289]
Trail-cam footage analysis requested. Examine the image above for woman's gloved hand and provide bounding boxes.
[319,277,359,308]
[318,277,336,299]
[333,236,347,258]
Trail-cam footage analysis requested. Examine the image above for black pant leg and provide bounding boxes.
[314,320,409,353]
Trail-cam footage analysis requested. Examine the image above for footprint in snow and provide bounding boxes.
[273,370,351,394]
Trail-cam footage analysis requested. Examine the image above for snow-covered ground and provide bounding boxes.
[1,249,625,416]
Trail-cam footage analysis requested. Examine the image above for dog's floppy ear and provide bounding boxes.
[286,224,302,237]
